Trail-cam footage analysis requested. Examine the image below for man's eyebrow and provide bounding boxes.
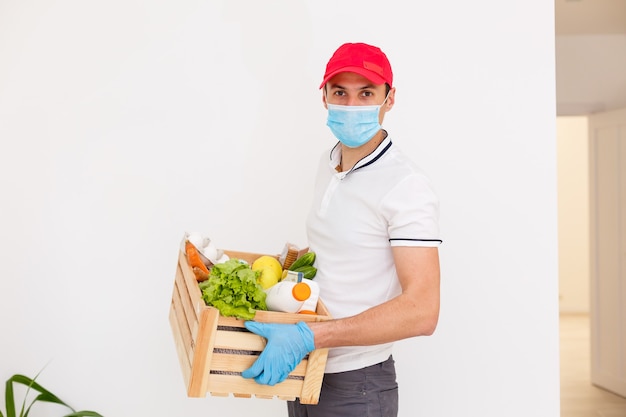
[328,83,377,90]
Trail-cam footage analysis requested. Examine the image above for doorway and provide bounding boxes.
[557,112,626,416]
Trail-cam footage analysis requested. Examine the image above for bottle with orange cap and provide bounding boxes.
[297,279,320,315]
[264,281,311,313]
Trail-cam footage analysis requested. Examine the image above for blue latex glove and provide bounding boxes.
[241,321,315,386]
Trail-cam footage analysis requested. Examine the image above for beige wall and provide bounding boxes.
[557,116,590,313]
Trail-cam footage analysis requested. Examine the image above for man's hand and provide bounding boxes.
[241,321,315,386]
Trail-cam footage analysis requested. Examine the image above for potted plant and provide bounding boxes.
[1,373,103,417]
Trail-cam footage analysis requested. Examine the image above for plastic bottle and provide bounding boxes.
[265,281,311,313]
[298,278,320,315]
[281,270,303,283]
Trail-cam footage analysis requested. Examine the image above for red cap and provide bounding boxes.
[319,42,393,89]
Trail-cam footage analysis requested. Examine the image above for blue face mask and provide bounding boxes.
[326,97,388,148]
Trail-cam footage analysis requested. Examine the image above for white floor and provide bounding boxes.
[560,314,626,417]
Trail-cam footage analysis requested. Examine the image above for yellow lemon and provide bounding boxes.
[252,256,283,289]
[256,268,280,290]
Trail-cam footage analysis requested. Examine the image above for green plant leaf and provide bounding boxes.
[3,373,106,417]
[9,375,67,405]
[4,376,16,417]
[7,374,73,417]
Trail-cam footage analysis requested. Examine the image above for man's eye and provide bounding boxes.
[362,91,373,97]
[334,91,346,96]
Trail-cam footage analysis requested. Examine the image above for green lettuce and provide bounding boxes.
[199,259,267,320]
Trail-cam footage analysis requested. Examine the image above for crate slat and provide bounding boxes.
[178,250,205,315]
[209,352,308,376]
[175,262,199,336]
[300,348,329,405]
[206,373,303,398]
[187,306,220,397]
[214,327,266,351]
[223,250,274,264]
[171,282,195,363]
[169,304,192,387]
[277,395,297,401]
[215,315,246,328]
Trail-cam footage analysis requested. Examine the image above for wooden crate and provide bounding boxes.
[169,248,331,404]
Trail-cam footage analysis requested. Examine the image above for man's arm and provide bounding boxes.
[308,246,440,348]
[241,246,440,385]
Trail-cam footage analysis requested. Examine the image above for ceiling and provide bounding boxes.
[555,0,626,116]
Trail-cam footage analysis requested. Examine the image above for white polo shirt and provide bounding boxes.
[306,134,441,373]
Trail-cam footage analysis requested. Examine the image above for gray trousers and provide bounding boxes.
[287,356,398,417]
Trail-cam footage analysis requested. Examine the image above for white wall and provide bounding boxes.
[0,1,560,416]
[557,117,590,313]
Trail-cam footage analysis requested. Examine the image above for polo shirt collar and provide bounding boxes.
[329,131,393,178]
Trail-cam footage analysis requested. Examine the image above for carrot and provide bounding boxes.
[185,241,210,278]
[192,266,210,282]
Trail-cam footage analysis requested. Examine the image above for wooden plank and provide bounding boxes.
[277,395,297,401]
[178,250,204,315]
[210,353,257,372]
[188,307,220,397]
[210,353,308,376]
[216,315,247,328]
[171,282,195,365]
[252,309,330,324]
[175,262,199,336]
[214,328,266,351]
[250,298,331,324]
[223,250,275,264]
[206,373,302,398]
[316,298,330,316]
[169,304,192,388]
[299,348,329,405]
[214,308,331,326]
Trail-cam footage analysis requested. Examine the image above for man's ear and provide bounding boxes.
[322,91,328,109]
[385,87,396,110]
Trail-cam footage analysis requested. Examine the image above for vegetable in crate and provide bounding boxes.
[292,265,317,279]
[199,259,267,320]
[185,240,210,281]
[288,251,317,278]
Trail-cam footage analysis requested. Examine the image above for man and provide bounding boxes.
[242,42,442,417]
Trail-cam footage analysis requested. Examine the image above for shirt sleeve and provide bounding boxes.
[381,172,442,247]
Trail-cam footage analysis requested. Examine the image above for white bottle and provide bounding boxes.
[298,278,320,315]
[265,281,311,313]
